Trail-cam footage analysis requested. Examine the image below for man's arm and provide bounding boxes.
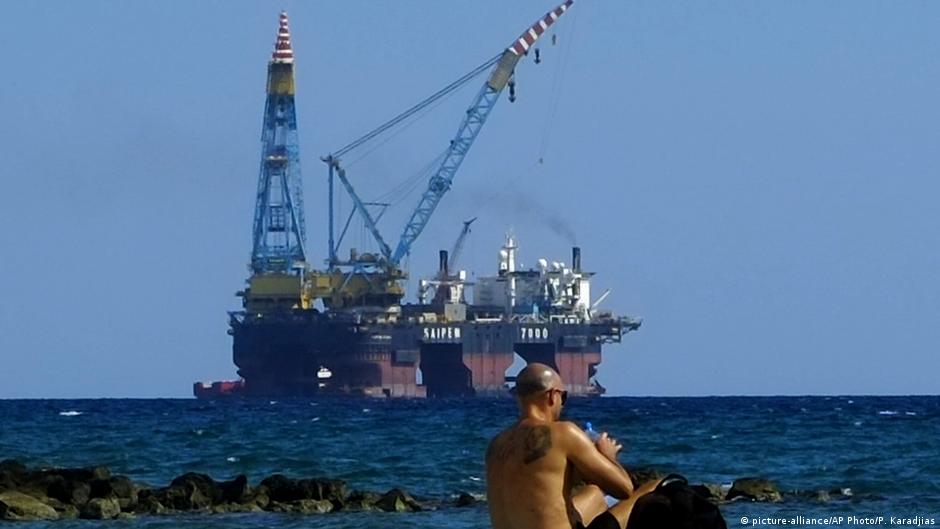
[558,422,635,499]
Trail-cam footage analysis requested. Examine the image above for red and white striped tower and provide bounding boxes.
[272,11,294,64]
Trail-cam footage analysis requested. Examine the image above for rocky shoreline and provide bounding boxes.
[0,460,850,522]
[630,468,857,506]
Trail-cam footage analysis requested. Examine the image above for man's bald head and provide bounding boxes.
[514,363,562,399]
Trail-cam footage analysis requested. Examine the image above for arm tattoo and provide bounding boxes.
[523,425,552,464]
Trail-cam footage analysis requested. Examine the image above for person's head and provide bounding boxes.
[513,363,567,420]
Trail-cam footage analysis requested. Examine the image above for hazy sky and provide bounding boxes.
[1,1,937,398]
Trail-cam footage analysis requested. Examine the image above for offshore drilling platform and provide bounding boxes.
[195,2,641,399]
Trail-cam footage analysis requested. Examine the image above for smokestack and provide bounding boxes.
[571,246,582,302]
[439,250,449,277]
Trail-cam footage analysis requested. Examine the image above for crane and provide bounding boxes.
[426,218,477,305]
[392,0,574,264]
[324,0,574,271]
[448,217,477,272]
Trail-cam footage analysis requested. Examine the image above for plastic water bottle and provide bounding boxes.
[585,421,600,441]
[586,422,619,507]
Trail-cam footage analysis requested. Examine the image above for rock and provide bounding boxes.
[297,499,334,514]
[258,474,346,505]
[0,491,60,521]
[343,490,380,511]
[630,467,665,486]
[0,460,28,490]
[20,466,110,504]
[90,475,138,511]
[80,497,121,519]
[153,485,212,511]
[210,502,263,514]
[814,490,831,502]
[455,492,478,507]
[789,487,851,503]
[134,493,166,515]
[46,477,91,506]
[305,478,347,505]
[268,499,334,514]
[2,463,456,519]
[829,487,853,499]
[145,472,221,511]
[43,498,79,519]
[116,512,136,520]
[170,472,221,504]
[89,476,112,497]
[691,483,726,503]
[219,474,250,503]
[38,466,110,483]
[243,490,270,510]
[376,488,422,512]
[56,503,80,519]
[259,474,302,503]
[727,478,782,502]
[267,501,289,512]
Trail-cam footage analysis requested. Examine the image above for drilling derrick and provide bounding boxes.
[245,12,308,313]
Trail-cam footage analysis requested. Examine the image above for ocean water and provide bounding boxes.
[1,396,938,528]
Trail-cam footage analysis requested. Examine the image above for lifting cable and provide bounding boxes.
[371,148,449,205]
[332,53,501,160]
[538,4,580,164]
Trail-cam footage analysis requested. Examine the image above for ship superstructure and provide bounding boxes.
[195,2,641,399]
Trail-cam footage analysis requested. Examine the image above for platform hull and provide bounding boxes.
[199,310,628,398]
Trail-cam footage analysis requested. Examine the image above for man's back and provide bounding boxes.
[486,419,577,529]
[486,363,636,529]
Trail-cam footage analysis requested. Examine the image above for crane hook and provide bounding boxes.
[534,48,541,64]
[508,77,517,103]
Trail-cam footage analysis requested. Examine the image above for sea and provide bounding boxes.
[1,396,938,528]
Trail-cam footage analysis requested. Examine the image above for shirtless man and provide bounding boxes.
[486,363,662,529]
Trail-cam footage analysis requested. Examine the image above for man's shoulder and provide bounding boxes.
[547,421,593,453]
[551,420,583,437]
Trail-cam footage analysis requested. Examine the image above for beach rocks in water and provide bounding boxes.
[791,487,854,503]
[727,477,782,502]
[80,497,121,520]
[0,460,28,490]
[344,490,381,511]
[0,460,439,520]
[168,472,224,509]
[454,491,480,507]
[92,475,139,511]
[219,474,250,503]
[258,474,347,506]
[0,459,839,521]
[136,493,167,515]
[691,483,728,503]
[268,498,334,514]
[376,488,423,512]
[0,490,60,521]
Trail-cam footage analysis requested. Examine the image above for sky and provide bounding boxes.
[0,1,937,398]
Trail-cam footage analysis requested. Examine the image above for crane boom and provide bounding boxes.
[328,158,393,261]
[390,0,574,264]
[448,217,477,271]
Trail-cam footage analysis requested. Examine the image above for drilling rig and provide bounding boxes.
[195,1,641,399]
